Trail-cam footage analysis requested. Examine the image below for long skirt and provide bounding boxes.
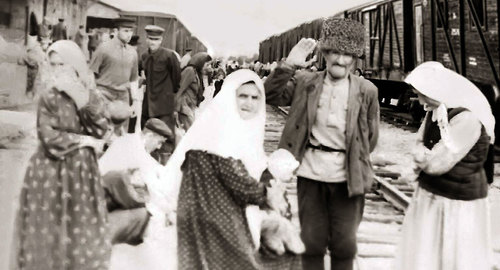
[12,149,111,270]
[394,185,494,270]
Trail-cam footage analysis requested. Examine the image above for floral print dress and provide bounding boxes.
[12,88,111,270]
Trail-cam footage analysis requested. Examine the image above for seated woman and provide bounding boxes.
[11,40,111,270]
[395,62,495,270]
[164,69,301,269]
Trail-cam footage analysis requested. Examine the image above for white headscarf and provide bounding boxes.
[405,61,495,143]
[161,69,267,209]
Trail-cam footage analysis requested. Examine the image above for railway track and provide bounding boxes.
[379,107,420,132]
[265,105,413,269]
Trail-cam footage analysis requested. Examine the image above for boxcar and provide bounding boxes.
[259,0,500,143]
[119,11,207,58]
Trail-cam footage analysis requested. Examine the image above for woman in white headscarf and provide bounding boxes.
[394,62,495,270]
[164,69,300,269]
[11,40,111,270]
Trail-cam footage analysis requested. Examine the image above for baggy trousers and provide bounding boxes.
[297,177,364,270]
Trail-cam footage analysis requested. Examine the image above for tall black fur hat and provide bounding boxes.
[318,17,365,58]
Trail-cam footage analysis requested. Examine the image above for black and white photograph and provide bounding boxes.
[0,0,500,269]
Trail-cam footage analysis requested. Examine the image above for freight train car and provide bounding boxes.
[119,11,207,58]
[259,0,500,140]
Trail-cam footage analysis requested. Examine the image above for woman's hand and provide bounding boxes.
[80,135,105,154]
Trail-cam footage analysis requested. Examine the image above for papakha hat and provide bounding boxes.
[144,118,173,140]
[318,17,365,58]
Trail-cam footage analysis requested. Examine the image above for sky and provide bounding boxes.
[102,0,374,57]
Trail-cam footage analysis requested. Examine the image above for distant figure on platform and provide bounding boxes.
[394,62,495,270]
[11,40,111,270]
[179,48,192,69]
[90,17,139,134]
[175,52,212,131]
[17,24,52,99]
[264,18,379,270]
[51,18,67,41]
[140,25,181,164]
[73,25,89,60]
[213,67,225,97]
[40,16,53,35]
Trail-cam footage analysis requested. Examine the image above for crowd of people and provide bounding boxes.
[6,14,497,270]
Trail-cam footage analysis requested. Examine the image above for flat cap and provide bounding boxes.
[113,17,136,28]
[318,17,365,58]
[145,25,165,38]
[144,118,173,140]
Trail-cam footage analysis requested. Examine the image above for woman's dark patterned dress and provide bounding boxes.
[12,88,112,270]
[177,150,301,270]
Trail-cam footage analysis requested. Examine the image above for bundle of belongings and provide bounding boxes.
[247,149,306,255]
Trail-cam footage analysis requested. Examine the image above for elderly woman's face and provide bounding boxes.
[236,83,262,120]
[49,51,77,77]
[49,52,64,69]
[415,91,440,111]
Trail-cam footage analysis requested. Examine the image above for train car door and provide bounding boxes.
[414,5,424,65]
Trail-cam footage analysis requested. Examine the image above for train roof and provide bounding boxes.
[119,10,177,19]
[260,18,324,43]
[344,0,395,13]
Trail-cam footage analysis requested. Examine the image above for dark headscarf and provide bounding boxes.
[186,52,211,89]
[186,52,212,73]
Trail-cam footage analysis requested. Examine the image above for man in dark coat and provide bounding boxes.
[264,18,380,270]
[140,24,181,164]
[51,18,67,41]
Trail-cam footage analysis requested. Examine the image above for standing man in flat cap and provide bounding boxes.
[140,24,181,164]
[264,18,379,270]
[90,17,140,133]
[16,24,52,99]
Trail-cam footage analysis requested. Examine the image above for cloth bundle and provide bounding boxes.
[259,149,305,255]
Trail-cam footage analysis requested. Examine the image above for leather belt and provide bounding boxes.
[307,143,346,153]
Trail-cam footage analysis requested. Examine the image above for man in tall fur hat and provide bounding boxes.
[264,17,379,270]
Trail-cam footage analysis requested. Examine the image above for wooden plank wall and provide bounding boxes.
[423,0,499,85]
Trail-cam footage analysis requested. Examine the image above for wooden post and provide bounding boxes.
[459,0,466,76]
[403,0,414,72]
[430,0,437,60]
